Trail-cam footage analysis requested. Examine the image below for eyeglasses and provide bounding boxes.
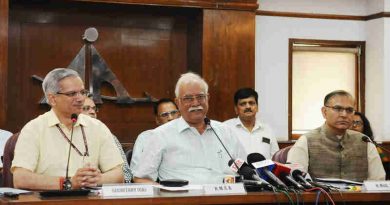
[57,89,90,98]
[159,110,179,118]
[352,120,363,127]
[82,105,98,112]
[325,105,355,114]
[180,94,207,104]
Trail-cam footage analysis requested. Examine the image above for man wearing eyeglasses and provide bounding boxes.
[132,72,245,184]
[154,98,180,125]
[287,90,385,181]
[12,68,124,190]
[81,96,132,183]
[130,99,180,175]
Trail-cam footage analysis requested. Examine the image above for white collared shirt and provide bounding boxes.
[130,129,153,172]
[0,129,13,167]
[132,117,246,184]
[223,117,279,159]
[12,110,123,177]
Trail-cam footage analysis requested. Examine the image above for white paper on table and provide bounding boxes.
[0,188,31,194]
[153,185,203,191]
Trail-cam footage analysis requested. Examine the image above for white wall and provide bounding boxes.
[258,0,368,15]
[382,18,390,140]
[366,0,385,14]
[365,18,385,140]
[256,0,390,141]
[256,16,365,140]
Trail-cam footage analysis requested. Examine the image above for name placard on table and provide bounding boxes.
[363,181,390,192]
[204,183,246,195]
[102,184,154,197]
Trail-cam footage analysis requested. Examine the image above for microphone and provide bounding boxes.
[228,159,272,190]
[247,153,288,189]
[279,172,304,190]
[249,153,303,190]
[228,159,270,185]
[204,118,240,174]
[291,169,314,189]
[270,162,304,190]
[362,136,390,153]
[63,113,78,190]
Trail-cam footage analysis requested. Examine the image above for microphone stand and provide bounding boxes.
[204,118,243,181]
[63,114,78,190]
[363,136,390,153]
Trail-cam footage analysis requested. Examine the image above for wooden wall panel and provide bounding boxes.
[202,9,255,121]
[2,0,257,146]
[7,2,196,143]
[0,0,8,128]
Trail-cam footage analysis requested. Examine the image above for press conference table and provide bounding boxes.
[1,189,390,205]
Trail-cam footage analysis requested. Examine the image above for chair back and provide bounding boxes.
[2,132,20,187]
[272,145,293,164]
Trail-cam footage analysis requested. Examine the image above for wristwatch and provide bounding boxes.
[62,178,72,190]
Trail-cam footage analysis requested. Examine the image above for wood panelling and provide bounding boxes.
[0,0,8,128]
[366,12,390,20]
[7,1,195,143]
[76,0,259,11]
[202,9,255,121]
[2,0,257,145]
[256,10,366,21]
[256,10,390,21]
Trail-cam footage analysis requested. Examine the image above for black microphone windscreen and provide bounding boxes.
[362,135,370,143]
[291,169,303,178]
[71,113,78,121]
[247,153,266,165]
[228,159,234,167]
[204,117,210,125]
[239,165,257,179]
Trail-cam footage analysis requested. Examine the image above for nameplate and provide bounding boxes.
[363,181,390,192]
[102,184,154,197]
[204,183,246,195]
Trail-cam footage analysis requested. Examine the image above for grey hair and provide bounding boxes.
[174,72,208,97]
[42,68,81,98]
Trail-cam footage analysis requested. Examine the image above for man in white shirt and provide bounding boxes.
[132,72,245,184]
[0,129,13,168]
[224,88,279,159]
[287,90,385,181]
[130,98,180,173]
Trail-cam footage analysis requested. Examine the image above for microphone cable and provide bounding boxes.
[305,187,335,205]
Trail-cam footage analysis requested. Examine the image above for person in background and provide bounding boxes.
[154,98,180,126]
[287,90,385,181]
[0,129,13,168]
[350,111,389,179]
[81,96,132,183]
[12,68,124,190]
[132,72,245,184]
[224,88,279,159]
[130,98,180,172]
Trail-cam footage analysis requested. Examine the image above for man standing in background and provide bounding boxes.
[224,88,279,159]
